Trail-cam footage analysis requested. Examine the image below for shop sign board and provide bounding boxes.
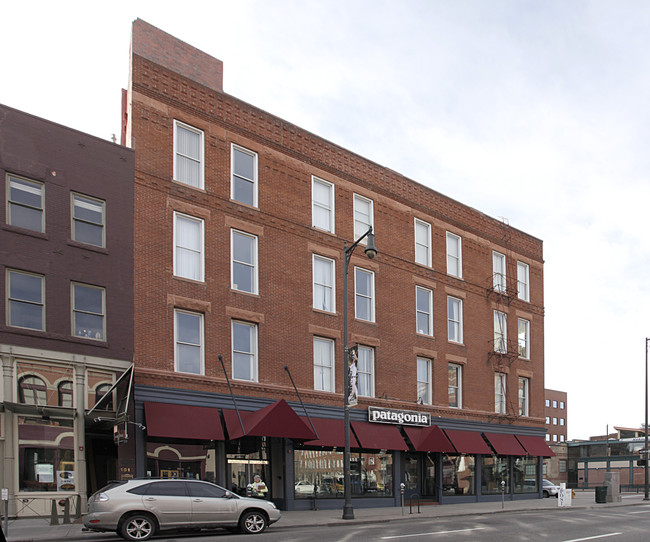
[368,406,430,427]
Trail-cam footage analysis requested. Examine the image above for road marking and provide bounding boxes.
[562,534,622,542]
[629,510,650,514]
[381,527,487,539]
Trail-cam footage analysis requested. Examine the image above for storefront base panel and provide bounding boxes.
[291,496,399,511]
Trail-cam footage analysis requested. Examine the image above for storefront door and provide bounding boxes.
[404,454,437,500]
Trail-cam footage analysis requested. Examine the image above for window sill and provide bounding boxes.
[2,224,48,239]
[229,198,259,210]
[312,308,337,316]
[171,179,206,192]
[67,239,108,254]
[173,275,206,285]
[231,288,260,298]
[415,332,435,340]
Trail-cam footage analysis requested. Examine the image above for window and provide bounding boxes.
[175,310,204,375]
[545,399,550,407]
[72,283,105,340]
[231,144,258,207]
[560,435,565,442]
[493,251,506,292]
[552,434,558,442]
[417,358,431,405]
[312,176,334,233]
[545,416,550,424]
[560,401,565,409]
[354,267,375,322]
[7,270,44,330]
[357,346,375,397]
[313,255,335,313]
[552,417,558,425]
[518,377,529,416]
[6,174,44,232]
[448,364,462,408]
[231,230,258,294]
[546,434,550,441]
[232,321,258,382]
[174,120,204,188]
[446,232,462,278]
[19,376,47,405]
[518,318,530,359]
[415,286,433,336]
[552,400,558,408]
[560,418,565,426]
[72,193,105,247]
[495,373,506,414]
[414,219,432,266]
[517,261,530,302]
[58,381,73,407]
[95,383,114,410]
[494,310,507,353]
[314,337,334,392]
[353,194,373,242]
[174,213,204,281]
[560,459,567,472]
[447,297,463,343]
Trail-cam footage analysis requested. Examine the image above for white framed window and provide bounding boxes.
[313,255,335,313]
[448,363,462,408]
[416,286,433,336]
[314,337,335,392]
[357,346,375,397]
[447,296,463,343]
[552,417,558,425]
[231,144,258,207]
[546,416,550,424]
[7,269,44,331]
[354,267,375,322]
[495,373,507,413]
[174,212,204,281]
[545,399,550,407]
[560,401,565,409]
[173,120,204,189]
[446,232,462,278]
[232,320,258,382]
[231,229,258,294]
[353,194,374,243]
[560,435,565,442]
[493,251,506,292]
[72,283,105,340]
[518,377,529,416]
[494,310,507,353]
[312,176,334,233]
[560,418,565,426]
[517,261,530,302]
[518,318,530,359]
[552,400,558,408]
[174,309,204,375]
[552,434,558,442]
[414,219,432,266]
[6,174,44,232]
[72,193,105,247]
[546,434,550,442]
[417,358,432,405]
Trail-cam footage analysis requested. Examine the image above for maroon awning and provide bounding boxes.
[483,432,527,455]
[301,417,360,448]
[443,429,492,454]
[404,426,456,453]
[222,399,316,440]
[516,435,556,457]
[351,421,409,451]
[144,402,224,440]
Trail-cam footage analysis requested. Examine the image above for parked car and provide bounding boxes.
[543,479,560,498]
[294,480,316,495]
[83,478,281,540]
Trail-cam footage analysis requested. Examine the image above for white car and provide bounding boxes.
[543,479,560,498]
[294,481,315,495]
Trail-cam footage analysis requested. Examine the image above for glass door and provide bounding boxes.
[227,452,269,497]
[403,455,419,499]
[422,453,437,498]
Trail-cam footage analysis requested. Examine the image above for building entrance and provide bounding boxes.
[403,453,437,501]
[227,452,269,497]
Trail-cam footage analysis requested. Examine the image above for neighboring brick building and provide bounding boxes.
[125,19,551,510]
[544,389,568,443]
[0,104,134,516]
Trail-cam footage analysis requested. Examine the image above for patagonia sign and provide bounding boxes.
[368,406,430,427]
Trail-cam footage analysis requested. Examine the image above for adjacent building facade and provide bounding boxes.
[123,19,551,511]
[544,389,567,443]
[0,104,135,516]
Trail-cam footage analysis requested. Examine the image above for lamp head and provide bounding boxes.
[364,230,377,259]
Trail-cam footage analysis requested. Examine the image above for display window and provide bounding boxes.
[513,456,538,493]
[481,456,510,494]
[441,454,475,496]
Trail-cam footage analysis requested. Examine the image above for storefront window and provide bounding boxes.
[481,456,510,494]
[513,456,538,493]
[442,454,475,496]
[294,449,393,499]
[18,416,75,492]
[146,441,214,481]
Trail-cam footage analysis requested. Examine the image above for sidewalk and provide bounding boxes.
[3,491,649,542]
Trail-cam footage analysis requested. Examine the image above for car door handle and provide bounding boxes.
[192,498,203,502]
[144,497,156,501]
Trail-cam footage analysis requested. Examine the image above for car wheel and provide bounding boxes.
[543,490,549,498]
[239,510,268,534]
[120,513,157,541]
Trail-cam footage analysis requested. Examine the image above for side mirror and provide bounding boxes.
[225,491,235,499]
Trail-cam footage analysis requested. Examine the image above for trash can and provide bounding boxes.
[595,486,607,503]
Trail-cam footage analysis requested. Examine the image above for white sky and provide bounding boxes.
[3,0,650,440]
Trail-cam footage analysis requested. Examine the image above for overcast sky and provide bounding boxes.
[3,1,650,440]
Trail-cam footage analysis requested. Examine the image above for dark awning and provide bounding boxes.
[483,432,527,455]
[144,402,224,440]
[222,399,316,440]
[301,417,360,448]
[404,425,456,453]
[443,429,492,454]
[351,421,409,451]
[516,435,556,457]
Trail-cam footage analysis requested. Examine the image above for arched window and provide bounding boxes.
[95,383,113,411]
[58,380,73,407]
[18,375,47,405]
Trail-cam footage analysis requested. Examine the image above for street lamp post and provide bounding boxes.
[342,226,377,520]
[645,338,649,500]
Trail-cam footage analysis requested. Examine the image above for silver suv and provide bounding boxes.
[83,478,281,540]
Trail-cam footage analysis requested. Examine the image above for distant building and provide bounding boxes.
[544,389,567,443]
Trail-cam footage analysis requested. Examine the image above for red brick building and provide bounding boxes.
[124,19,551,510]
[544,389,568,444]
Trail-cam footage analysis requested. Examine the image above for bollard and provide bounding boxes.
[50,499,59,526]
